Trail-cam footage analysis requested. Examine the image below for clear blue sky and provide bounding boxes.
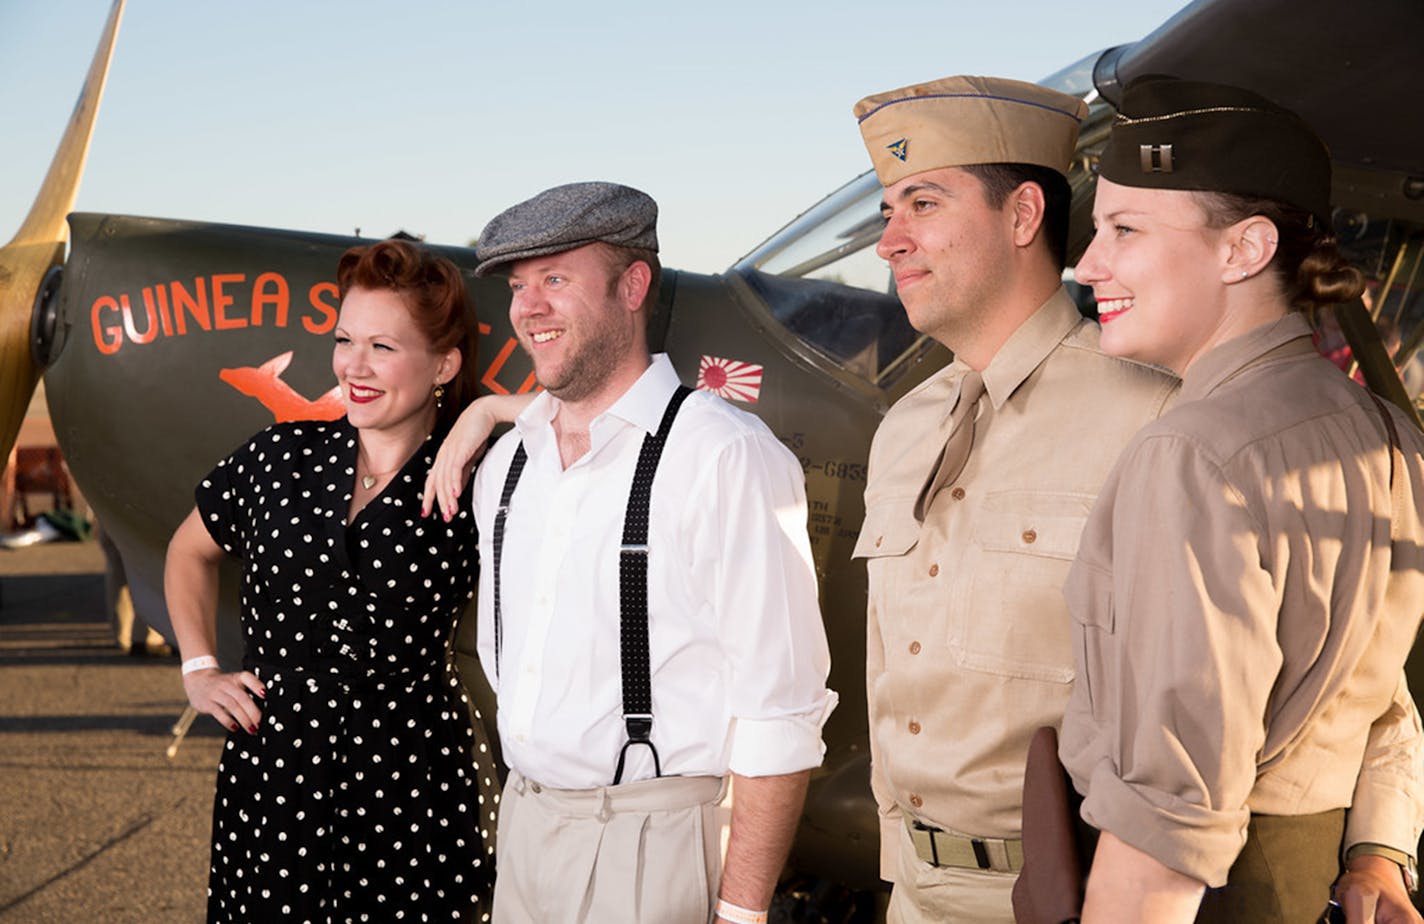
[1,0,1189,274]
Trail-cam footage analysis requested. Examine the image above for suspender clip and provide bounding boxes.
[624,713,653,741]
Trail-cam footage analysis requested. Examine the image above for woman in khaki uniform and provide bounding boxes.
[1058,77,1424,923]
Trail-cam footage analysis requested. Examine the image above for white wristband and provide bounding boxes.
[181,655,219,675]
[715,899,767,924]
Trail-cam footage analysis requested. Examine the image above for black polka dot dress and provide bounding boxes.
[195,418,496,923]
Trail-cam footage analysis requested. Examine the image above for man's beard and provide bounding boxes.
[526,312,635,403]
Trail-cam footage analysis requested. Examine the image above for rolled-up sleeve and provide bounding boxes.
[1345,672,1424,856]
[700,429,836,778]
[1077,434,1278,886]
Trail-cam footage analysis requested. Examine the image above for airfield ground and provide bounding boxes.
[0,538,215,922]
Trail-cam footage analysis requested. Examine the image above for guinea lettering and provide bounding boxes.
[91,272,338,356]
[89,273,540,397]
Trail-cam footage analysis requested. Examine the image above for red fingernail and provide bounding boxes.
[257,689,267,699]
[229,723,239,732]
[247,725,258,734]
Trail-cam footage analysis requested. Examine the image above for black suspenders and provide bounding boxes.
[492,384,694,785]
[491,444,527,682]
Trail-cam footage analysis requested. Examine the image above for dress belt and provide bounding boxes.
[907,817,1024,872]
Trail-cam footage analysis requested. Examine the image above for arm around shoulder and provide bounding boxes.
[423,392,535,520]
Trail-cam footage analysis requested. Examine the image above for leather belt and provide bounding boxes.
[908,818,1024,872]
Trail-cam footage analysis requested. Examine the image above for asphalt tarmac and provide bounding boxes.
[0,539,219,923]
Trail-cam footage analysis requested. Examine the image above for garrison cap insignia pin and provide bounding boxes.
[886,138,909,162]
[1139,143,1174,173]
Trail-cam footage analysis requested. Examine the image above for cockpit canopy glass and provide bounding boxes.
[734,172,930,389]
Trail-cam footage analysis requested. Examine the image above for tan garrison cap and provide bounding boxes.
[854,75,1089,186]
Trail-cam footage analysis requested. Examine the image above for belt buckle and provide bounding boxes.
[911,820,993,870]
[910,819,942,867]
[970,837,991,870]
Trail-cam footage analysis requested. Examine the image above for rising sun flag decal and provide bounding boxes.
[696,355,763,403]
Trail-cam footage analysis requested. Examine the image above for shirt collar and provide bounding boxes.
[975,287,1082,410]
[1180,313,1315,402]
[597,353,682,435]
[513,353,679,440]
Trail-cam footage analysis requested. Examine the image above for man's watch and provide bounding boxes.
[1345,843,1419,893]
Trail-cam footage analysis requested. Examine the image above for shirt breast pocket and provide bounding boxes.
[955,491,1093,683]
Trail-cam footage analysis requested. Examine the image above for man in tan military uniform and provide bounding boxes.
[849,76,1177,922]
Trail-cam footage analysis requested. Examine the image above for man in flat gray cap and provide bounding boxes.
[448,181,836,923]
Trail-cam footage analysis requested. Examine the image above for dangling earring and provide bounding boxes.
[434,383,445,410]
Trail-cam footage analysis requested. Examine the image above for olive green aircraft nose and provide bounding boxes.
[0,0,124,464]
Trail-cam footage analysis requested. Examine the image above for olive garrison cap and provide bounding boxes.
[474,181,658,276]
[1099,76,1332,223]
[853,75,1089,186]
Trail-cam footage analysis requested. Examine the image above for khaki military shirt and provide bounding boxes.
[1060,314,1424,887]
[853,289,1177,879]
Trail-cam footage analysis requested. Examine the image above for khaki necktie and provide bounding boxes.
[914,371,985,521]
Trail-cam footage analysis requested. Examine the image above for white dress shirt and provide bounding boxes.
[473,354,836,789]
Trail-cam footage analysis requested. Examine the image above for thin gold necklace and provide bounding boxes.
[360,468,398,491]
[356,452,402,491]
[357,426,431,491]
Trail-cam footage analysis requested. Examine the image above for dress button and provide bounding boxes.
[909,641,921,655]
[1022,529,1037,544]
[928,563,939,577]
[908,720,921,735]
[951,487,966,500]
[909,794,923,809]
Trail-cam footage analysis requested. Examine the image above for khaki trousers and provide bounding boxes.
[492,770,726,924]
[887,817,1017,924]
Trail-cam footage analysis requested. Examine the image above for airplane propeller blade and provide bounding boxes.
[0,0,125,466]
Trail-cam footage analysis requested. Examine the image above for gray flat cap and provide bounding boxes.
[474,181,659,276]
